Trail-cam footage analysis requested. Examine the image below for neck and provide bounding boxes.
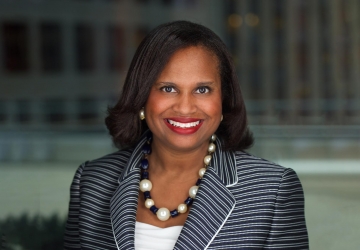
[148,138,208,178]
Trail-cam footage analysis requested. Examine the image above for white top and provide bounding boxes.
[135,221,183,250]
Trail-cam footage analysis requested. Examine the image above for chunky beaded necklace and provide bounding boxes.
[139,133,217,221]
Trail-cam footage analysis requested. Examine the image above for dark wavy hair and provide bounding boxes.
[105,20,253,151]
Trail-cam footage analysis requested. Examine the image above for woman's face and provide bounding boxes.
[145,46,222,152]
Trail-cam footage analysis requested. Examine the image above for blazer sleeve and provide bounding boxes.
[265,168,309,249]
[63,162,87,250]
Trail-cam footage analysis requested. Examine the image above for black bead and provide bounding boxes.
[150,205,158,214]
[195,178,201,186]
[184,197,193,206]
[140,159,149,170]
[143,191,151,199]
[142,144,151,154]
[142,171,149,179]
[147,133,153,142]
[170,209,179,217]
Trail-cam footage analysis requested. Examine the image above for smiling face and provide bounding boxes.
[145,46,222,153]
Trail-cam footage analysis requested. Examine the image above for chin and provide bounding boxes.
[165,134,209,151]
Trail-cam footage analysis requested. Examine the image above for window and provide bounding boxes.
[16,99,31,123]
[162,0,173,5]
[75,24,95,72]
[162,0,197,7]
[40,22,63,72]
[78,97,98,123]
[44,99,65,123]
[108,25,125,71]
[0,101,6,122]
[2,22,29,72]
[134,26,149,47]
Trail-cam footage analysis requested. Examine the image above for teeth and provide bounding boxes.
[168,119,200,128]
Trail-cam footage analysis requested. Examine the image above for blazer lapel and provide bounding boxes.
[109,135,147,250]
[109,170,139,250]
[174,142,237,250]
[109,134,237,250]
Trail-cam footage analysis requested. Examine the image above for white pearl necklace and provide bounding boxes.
[139,134,217,221]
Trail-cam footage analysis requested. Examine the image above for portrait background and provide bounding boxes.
[0,0,359,249]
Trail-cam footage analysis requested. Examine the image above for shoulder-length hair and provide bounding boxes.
[105,20,253,151]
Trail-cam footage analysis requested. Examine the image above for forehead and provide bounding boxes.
[157,46,220,81]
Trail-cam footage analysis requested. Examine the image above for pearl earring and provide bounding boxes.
[139,108,145,120]
[221,115,223,121]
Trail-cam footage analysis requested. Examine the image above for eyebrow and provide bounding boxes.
[155,81,214,86]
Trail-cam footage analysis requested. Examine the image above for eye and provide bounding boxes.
[195,86,210,94]
[161,86,176,93]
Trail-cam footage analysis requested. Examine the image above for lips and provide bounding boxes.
[167,119,200,128]
[164,118,203,134]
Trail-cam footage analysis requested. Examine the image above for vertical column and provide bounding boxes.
[94,22,107,123]
[27,17,44,109]
[0,16,6,128]
[63,19,76,76]
[307,0,321,121]
[284,0,299,123]
[64,99,78,127]
[29,19,41,76]
[209,0,227,41]
[346,0,360,121]
[31,99,46,129]
[0,17,4,77]
[329,0,344,122]
[63,19,77,126]
[261,0,275,122]
[124,25,135,70]
[237,0,251,99]
[95,21,107,75]
[5,100,17,129]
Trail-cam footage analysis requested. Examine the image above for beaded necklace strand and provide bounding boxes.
[139,134,217,221]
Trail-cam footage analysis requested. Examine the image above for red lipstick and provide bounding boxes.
[164,118,203,135]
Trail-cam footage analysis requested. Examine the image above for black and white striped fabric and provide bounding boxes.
[64,135,309,249]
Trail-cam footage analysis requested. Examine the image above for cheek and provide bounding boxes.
[200,97,222,117]
[210,104,222,117]
[145,92,168,115]
[210,93,223,113]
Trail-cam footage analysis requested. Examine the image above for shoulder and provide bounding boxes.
[234,151,286,173]
[87,147,133,168]
[233,151,302,189]
[78,148,134,183]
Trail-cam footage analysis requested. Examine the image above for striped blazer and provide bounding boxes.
[64,135,309,249]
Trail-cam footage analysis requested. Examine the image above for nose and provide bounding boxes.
[172,92,197,115]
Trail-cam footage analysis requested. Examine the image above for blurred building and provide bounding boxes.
[0,3,358,249]
[229,0,360,125]
[0,0,359,162]
[0,0,225,131]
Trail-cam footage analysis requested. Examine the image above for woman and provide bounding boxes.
[64,21,308,249]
